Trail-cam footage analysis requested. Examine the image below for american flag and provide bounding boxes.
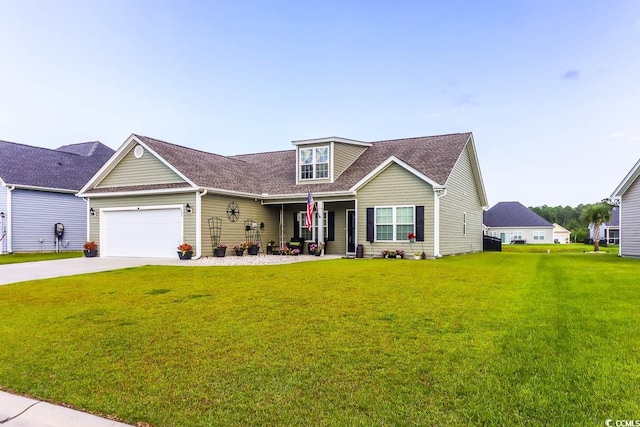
[306,190,315,231]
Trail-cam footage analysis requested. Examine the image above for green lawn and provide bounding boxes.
[0,251,82,264]
[0,252,638,426]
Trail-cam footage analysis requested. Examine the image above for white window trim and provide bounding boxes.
[374,205,415,242]
[299,145,330,181]
[298,211,328,242]
[533,231,545,241]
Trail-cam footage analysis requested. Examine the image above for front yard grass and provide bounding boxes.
[0,252,638,426]
[0,251,81,264]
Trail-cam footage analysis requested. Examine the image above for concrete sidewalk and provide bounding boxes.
[0,391,134,426]
[0,256,181,286]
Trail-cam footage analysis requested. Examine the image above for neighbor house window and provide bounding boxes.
[375,206,414,241]
[533,231,545,241]
[300,146,329,180]
[299,211,328,241]
[512,231,523,240]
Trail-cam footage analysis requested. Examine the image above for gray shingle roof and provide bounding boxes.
[483,202,553,227]
[133,132,472,196]
[0,139,114,191]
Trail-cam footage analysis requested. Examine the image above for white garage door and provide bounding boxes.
[101,208,182,258]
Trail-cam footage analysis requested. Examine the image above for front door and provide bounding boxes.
[347,210,356,253]
[500,232,510,244]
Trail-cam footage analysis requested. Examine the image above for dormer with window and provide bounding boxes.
[293,136,371,184]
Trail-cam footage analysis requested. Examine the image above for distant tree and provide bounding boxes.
[581,203,613,251]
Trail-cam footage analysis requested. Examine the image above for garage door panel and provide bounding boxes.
[102,208,182,258]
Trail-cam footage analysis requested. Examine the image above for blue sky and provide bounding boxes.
[1,0,639,207]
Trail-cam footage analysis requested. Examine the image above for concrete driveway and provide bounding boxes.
[0,256,182,286]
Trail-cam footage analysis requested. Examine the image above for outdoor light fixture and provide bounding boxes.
[186,204,192,214]
[0,211,4,218]
[89,208,96,216]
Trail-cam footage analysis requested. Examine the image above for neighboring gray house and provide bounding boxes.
[611,158,640,258]
[77,132,488,258]
[588,206,619,244]
[483,201,554,244]
[0,140,114,253]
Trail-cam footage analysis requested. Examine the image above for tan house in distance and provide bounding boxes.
[77,132,488,259]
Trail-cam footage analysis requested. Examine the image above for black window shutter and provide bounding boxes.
[366,208,374,243]
[416,206,425,242]
[293,212,300,239]
[327,212,335,241]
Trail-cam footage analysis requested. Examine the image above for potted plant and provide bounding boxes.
[247,242,260,255]
[291,248,300,256]
[233,242,246,256]
[177,243,193,260]
[83,241,98,257]
[413,251,421,260]
[309,242,324,256]
[407,232,417,243]
[387,250,396,259]
[396,249,405,259]
[214,243,227,257]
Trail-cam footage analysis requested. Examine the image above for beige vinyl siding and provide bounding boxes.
[88,193,198,252]
[621,177,640,257]
[356,163,434,257]
[200,196,279,256]
[439,143,484,255]
[333,142,368,179]
[97,146,185,188]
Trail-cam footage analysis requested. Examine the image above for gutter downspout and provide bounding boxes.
[195,189,207,259]
[6,186,14,253]
[433,188,447,258]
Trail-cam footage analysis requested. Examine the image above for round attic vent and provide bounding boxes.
[134,145,144,159]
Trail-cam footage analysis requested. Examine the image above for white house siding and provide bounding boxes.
[89,193,198,253]
[333,143,367,179]
[200,195,278,257]
[12,189,86,252]
[621,177,640,257]
[356,163,435,257]
[439,144,483,255]
[97,145,185,188]
[486,227,554,244]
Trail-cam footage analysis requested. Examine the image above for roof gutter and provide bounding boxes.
[433,187,447,258]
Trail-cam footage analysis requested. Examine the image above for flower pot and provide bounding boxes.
[413,255,421,260]
[178,250,193,260]
[315,251,321,256]
[396,255,402,259]
[83,249,98,258]
[235,249,244,256]
[248,246,259,256]
[214,248,226,257]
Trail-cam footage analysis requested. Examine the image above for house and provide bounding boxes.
[588,206,619,244]
[553,223,571,244]
[611,158,640,258]
[0,139,114,253]
[77,132,488,258]
[483,201,554,244]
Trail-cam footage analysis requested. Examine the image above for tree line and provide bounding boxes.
[529,202,613,243]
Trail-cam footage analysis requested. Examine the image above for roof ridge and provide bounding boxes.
[372,132,471,144]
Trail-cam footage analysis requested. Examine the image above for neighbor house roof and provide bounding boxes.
[483,201,553,228]
[136,132,473,193]
[0,139,114,191]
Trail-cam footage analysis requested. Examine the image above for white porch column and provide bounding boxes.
[317,200,324,255]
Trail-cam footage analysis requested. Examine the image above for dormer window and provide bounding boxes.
[300,146,329,180]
